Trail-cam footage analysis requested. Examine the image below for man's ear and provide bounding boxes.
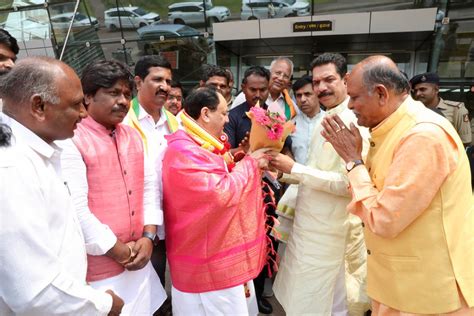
[200,106,211,123]
[375,84,389,105]
[343,73,349,86]
[30,94,46,122]
[199,80,206,87]
[84,94,94,107]
[134,76,142,91]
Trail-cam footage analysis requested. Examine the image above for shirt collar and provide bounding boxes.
[325,97,349,115]
[267,93,284,104]
[300,109,325,122]
[1,112,58,160]
[370,96,410,138]
[138,103,167,127]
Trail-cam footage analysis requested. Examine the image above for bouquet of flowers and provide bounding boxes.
[246,103,295,152]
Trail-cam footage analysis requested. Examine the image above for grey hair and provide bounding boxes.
[270,57,294,76]
[0,57,60,106]
[362,64,410,96]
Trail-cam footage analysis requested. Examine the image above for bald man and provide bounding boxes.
[0,57,124,315]
[323,55,473,315]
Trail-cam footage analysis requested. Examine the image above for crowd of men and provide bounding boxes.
[0,27,473,316]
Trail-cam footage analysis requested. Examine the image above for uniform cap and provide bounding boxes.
[410,72,439,87]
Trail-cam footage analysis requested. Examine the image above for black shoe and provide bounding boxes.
[257,297,273,314]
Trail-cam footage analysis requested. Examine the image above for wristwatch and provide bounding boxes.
[142,231,157,245]
[346,159,364,172]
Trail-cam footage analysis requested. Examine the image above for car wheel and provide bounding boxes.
[109,24,117,31]
[285,13,297,17]
[208,17,218,25]
[174,18,185,25]
[248,16,257,20]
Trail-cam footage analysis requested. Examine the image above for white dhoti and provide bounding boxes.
[90,262,166,315]
[172,281,258,316]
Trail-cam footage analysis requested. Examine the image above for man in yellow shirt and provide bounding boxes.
[323,55,473,315]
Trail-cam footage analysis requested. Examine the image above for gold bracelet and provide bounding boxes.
[118,244,133,265]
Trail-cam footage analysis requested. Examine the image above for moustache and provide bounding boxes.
[318,92,333,98]
[156,90,168,97]
[111,104,129,113]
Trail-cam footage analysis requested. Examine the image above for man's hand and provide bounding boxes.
[105,289,124,316]
[238,131,250,153]
[268,152,295,174]
[321,114,363,163]
[106,240,135,265]
[249,147,271,169]
[123,237,153,271]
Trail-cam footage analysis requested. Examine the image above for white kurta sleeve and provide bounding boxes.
[0,152,112,315]
[59,139,117,255]
[19,273,113,315]
[290,162,351,197]
[143,153,162,225]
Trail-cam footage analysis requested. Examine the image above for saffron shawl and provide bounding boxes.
[162,130,267,293]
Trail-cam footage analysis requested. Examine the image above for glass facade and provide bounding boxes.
[0,0,473,108]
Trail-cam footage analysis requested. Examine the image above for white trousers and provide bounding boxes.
[332,262,349,316]
[172,281,258,316]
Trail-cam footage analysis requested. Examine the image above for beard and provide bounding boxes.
[0,68,10,77]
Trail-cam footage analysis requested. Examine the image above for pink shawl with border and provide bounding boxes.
[163,130,267,293]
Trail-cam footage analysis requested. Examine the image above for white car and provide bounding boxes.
[241,0,310,20]
[50,12,98,29]
[104,6,160,30]
[168,2,230,25]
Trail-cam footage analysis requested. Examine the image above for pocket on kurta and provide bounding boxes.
[376,253,421,272]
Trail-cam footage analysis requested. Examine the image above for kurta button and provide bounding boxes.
[128,190,132,195]
[132,211,135,216]
[361,222,365,228]
[124,170,127,175]
[367,249,371,255]
[370,141,375,147]
[131,231,135,237]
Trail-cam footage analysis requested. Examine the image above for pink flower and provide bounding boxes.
[250,106,285,140]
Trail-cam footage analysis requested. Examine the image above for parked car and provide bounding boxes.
[104,6,160,31]
[136,23,211,70]
[137,23,210,54]
[167,2,230,25]
[241,0,310,20]
[50,12,98,29]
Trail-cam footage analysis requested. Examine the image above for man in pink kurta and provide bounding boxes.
[162,87,270,315]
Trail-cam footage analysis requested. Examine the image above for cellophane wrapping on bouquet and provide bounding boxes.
[246,106,295,152]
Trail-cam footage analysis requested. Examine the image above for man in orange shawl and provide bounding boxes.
[162,87,270,316]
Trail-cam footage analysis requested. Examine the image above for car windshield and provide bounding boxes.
[75,13,87,20]
[280,0,296,5]
[204,3,212,10]
[177,25,199,36]
[133,8,148,16]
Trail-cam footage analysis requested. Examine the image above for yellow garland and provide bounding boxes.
[179,111,235,167]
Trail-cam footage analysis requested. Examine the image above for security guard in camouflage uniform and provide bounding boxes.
[410,72,472,145]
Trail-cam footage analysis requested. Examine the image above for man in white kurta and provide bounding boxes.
[275,75,325,244]
[271,53,369,316]
[0,57,123,315]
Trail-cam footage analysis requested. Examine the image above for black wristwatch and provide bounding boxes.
[346,159,364,172]
[142,231,157,245]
